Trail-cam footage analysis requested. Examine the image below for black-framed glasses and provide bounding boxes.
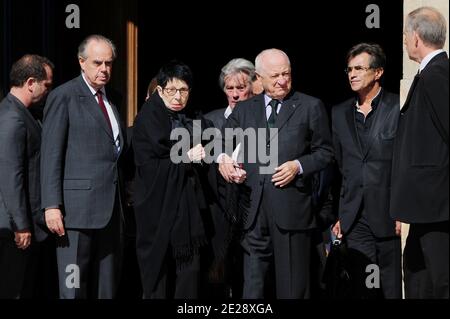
[163,87,190,97]
[344,65,373,74]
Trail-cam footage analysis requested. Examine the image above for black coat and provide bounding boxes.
[132,93,210,296]
[390,52,449,223]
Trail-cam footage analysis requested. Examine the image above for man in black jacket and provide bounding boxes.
[391,7,448,299]
[332,43,402,298]
[0,54,53,298]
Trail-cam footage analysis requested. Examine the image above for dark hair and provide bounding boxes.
[346,43,386,69]
[156,60,193,89]
[10,54,54,87]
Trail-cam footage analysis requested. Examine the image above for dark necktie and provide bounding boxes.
[96,90,112,132]
[267,99,279,128]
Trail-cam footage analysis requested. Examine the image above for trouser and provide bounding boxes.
[0,237,30,298]
[345,210,402,299]
[56,204,122,299]
[403,221,449,299]
[241,193,311,299]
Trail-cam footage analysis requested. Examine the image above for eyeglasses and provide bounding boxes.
[163,87,190,97]
[344,65,373,74]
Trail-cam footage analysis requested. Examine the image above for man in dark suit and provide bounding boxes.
[331,43,402,298]
[41,35,126,299]
[0,54,53,298]
[204,58,255,298]
[391,7,448,299]
[218,49,333,298]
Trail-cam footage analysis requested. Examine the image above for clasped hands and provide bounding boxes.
[218,154,299,187]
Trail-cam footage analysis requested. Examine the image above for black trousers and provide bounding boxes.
[241,192,311,299]
[404,221,449,299]
[0,237,29,298]
[149,252,200,299]
[345,210,402,299]
[55,204,122,299]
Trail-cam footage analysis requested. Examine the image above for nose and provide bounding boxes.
[277,76,287,86]
[174,90,182,99]
[232,88,240,98]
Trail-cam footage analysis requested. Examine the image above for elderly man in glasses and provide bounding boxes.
[331,43,402,298]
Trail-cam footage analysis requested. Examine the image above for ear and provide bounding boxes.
[26,77,36,92]
[79,57,85,71]
[156,85,163,97]
[374,68,384,81]
[413,31,420,48]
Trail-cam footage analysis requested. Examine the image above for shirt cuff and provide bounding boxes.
[294,160,303,175]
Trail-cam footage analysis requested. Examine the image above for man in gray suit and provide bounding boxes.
[218,49,333,298]
[41,35,125,299]
[0,54,53,298]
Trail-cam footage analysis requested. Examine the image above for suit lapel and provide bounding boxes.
[265,92,300,143]
[107,88,125,155]
[76,76,113,139]
[275,92,300,131]
[345,101,363,156]
[402,73,420,113]
[9,94,41,143]
[363,91,392,158]
[254,95,267,129]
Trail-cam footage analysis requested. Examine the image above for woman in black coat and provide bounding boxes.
[132,61,211,298]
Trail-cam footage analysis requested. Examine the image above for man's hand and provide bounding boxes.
[395,221,402,237]
[231,165,247,184]
[45,208,65,237]
[187,144,205,162]
[218,154,247,184]
[332,220,343,239]
[14,229,31,250]
[271,161,299,187]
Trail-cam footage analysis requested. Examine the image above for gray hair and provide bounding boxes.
[78,34,117,60]
[255,48,291,75]
[219,58,255,90]
[406,6,447,49]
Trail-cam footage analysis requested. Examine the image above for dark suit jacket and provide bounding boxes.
[205,108,227,131]
[390,52,449,223]
[41,75,126,229]
[223,92,333,231]
[0,93,47,241]
[332,90,400,237]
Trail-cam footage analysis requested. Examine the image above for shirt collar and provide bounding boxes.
[264,94,283,106]
[224,106,233,119]
[81,72,106,96]
[355,87,383,110]
[420,49,445,72]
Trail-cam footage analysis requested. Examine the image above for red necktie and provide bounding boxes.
[96,90,112,132]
